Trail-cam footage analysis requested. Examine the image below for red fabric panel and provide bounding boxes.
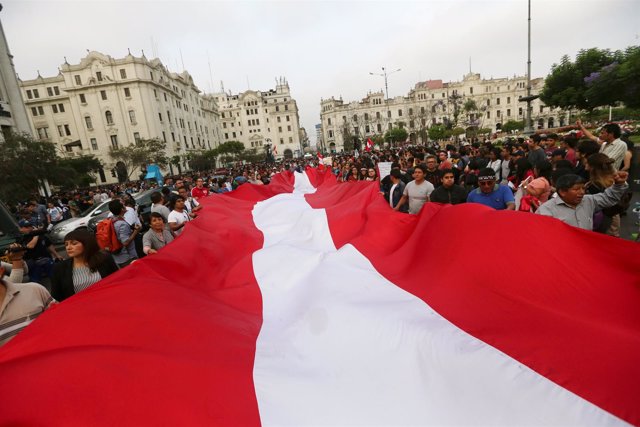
[0,176,293,425]
[306,173,640,425]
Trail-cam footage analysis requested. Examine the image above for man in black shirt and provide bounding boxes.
[18,220,63,285]
[429,169,467,205]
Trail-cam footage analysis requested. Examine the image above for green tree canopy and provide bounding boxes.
[216,140,245,157]
[502,120,525,133]
[0,132,58,203]
[427,124,447,141]
[540,47,639,111]
[384,127,408,143]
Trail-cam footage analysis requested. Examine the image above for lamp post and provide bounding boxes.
[369,67,401,101]
[519,0,538,135]
[369,67,401,148]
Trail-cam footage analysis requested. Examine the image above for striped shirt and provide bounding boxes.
[1,280,55,346]
[72,266,102,294]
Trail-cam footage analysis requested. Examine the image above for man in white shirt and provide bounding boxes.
[394,164,435,214]
[177,187,201,218]
[577,121,627,170]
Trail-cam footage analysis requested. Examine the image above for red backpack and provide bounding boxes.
[96,218,123,253]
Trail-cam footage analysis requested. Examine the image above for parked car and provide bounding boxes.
[47,199,112,244]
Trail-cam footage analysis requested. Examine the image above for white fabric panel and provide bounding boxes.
[251,173,626,426]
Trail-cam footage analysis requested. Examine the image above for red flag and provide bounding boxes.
[365,138,373,152]
[317,151,323,160]
[0,169,638,426]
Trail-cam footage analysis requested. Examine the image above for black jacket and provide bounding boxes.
[429,184,468,205]
[51,254,119,301]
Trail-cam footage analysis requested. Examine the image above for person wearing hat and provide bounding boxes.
[467,168,515,210]
[537,172,629,230]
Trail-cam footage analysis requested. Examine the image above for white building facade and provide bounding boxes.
[0,8,33,140]
[211,77,302,159]
[320,72,562,153]
[20,51,222,183]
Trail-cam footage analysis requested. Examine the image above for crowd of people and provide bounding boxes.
[1,121,637,347]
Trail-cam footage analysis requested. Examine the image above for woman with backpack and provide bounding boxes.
[51,229,118,301]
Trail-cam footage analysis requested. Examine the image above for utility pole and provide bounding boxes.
[519,0,538,135]
[370,67,401,147]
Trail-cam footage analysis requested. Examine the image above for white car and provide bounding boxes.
[48,199,112,244]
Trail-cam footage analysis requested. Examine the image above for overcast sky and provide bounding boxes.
[2,0,638,144]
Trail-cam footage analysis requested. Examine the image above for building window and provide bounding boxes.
[540,105,544,113]
[26,90,33,99]
[387,110,391,118]
[278,126,282,132]
[327,118,332,125]
[487,99,491,106]
[150,72,154,81]
[158,112,163,122]
[487,111,491,119]
[171,132,175,142]
[277,116,281,123]
[36,127,49,140]
[232,132,236,138]
[120,69,127,79]
[353,115,358,122]
[52,104,58,114]
[507,97,511,104]
[280,138,284,144]
[124,88,131,98]
[519,107,523,116]
[275,106,280,112]
[79,93,87,104]
[64,124,71,136]
[497,110,501,117]
[497,98,501,105]
[90,138,98,150]
[365,125,370,133]
[225,133,229,139]
[105,110,114,125]
[57,125,64,137]
[37,106,44,115]
[85,116,93,129]
[33,89,40,98]
[100,90,107,100]
[134,132,141,143]
[47,87,53,97]
[129,110,136,124]
[328,130,334,138]
[74,75,82,85]
[223,122,227,129]
[96,71,103,81]
[162,132,167,142]
[507,109,511,117]
[377,124,382,132]
[470,87,474,94]
[398,109,403,117]
[58,103,65,113]
[110,135,118,149]
[376,112,381,119]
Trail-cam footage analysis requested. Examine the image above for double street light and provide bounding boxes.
[369,67,401,101]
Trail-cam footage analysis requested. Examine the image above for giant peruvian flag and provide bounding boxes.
[1,169,639,426]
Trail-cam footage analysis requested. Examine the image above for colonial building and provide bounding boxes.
[0,7,33,140]
[211,77,302,159]
[320,72,562,153]
[20,51,222,183]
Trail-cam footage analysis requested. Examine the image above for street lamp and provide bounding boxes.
[370,67,401,148]
[519,0,538,135]
[369,67,401,101]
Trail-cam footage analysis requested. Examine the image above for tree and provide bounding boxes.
[540,48,625,111]
[188,150,217,172]
[384,127,408,144]
[53,155,103,188]
[216,141,245,157]
[427,124,447,141]
[109,138,168,181]
[0,132,59,204]
[502,120,525,133]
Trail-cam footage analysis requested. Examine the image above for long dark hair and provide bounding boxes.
[64,228,108,272]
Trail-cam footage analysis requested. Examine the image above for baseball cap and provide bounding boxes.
[18,219,33,227]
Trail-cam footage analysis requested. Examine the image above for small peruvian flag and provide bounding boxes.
[365,138,373,152]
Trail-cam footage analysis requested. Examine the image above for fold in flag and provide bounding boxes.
[1,169,639,426]
[366,137,373,152]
